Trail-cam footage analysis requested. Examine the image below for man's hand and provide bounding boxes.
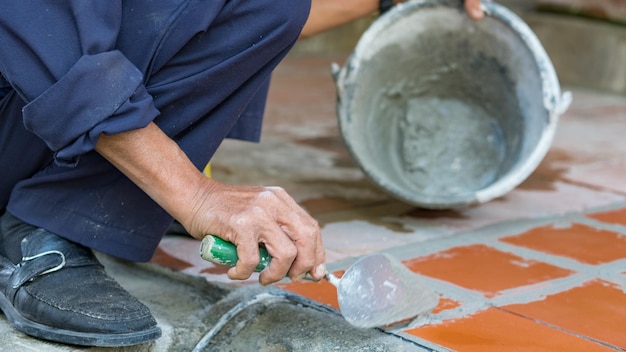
[95,122,326,286]
[465,0,485,20]
[184,181,326,286]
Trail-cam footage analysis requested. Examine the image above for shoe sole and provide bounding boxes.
[0,293,162,347]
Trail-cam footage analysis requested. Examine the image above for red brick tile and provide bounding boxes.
[432,297,461,314]
[404,308,613,351]
[276,270,345,310]
[404,245,574,297]
[199,265,230,275]
[588,208,626,227]
[278,280,339,309]
[503,280,626,349]
[151,246,193,271]
[501,223,626,265]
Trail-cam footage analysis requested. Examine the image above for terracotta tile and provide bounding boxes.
[276,270,345,310]
[404,308,614,352]
[277,280,339,309]
[502,223,626,265]
[432,297,461,314]
[503,280,626,349]
[199,265,230,275]
[588,207,626,227]
[404,245,574,297]
[151,246,194,271]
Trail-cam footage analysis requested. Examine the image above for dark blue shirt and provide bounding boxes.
[0,0,262,167]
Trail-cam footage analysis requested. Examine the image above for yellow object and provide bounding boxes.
[203,163,211,178]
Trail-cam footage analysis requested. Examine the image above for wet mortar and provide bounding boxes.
[399,97,505,195]
[202,286,429,352]
[336,2,553,207]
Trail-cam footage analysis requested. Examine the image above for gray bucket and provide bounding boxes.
[333,0,571,209]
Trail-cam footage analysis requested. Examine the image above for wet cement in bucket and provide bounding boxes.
[336,3,554,206]
[351,46,524,202]
[400,97,505,196]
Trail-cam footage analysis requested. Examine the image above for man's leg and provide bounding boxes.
[6,0,311,262]
[0,90,50,212]
[0,0,311,346]
[0,69,162,348]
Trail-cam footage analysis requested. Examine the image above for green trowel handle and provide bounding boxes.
[199,235,271,272]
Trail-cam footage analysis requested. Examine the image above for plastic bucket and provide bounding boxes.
[334,0,571,208]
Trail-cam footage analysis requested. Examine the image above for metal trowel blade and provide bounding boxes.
[334,253,439,328]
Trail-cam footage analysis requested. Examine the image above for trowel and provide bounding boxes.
[199,235,439,328]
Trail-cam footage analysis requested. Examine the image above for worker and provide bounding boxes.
[0,0,483,346]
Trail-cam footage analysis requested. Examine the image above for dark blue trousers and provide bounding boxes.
[0,0,311,261]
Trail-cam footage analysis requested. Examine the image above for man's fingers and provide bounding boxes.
[316,233,326,271]
[465,0,484,20]
[214,185,326,286]
[283,224,323,280]
[227,238,260,281]
[308,235,327,281]
[264,186,325,281]
[259,225,298,285]
[271,208,318,278]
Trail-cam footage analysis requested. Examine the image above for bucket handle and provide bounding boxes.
[554,91,572,116]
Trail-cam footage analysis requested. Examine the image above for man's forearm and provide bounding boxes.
[94,122,212,227]
[95,123,327,284]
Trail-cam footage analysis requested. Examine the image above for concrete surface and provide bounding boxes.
[0,253,428,351]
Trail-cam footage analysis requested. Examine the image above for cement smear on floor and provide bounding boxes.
[201,286,429,352]
[0,252,428,351]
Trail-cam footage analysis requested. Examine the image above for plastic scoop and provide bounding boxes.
[200,235,439,328]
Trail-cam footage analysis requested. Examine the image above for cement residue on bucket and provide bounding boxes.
[399,97,505,195]
[335,0,568,208]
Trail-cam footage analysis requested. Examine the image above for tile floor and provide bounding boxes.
[152,55,626,351]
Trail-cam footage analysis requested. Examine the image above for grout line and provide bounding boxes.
[487,240,597,273]
[382,216,584,262]
[318,203,626,348]
[419,277,489,304]
[405,274,593,328]
[488,239,626,282]
[577,216,626,234]
[597,270,626,291]
[326,203,626,274]
[583,201,626,216]
[414,300,492,327]
[489,273,595,306]
[495,307,625,351]
[378,202,626,264]
[384,331,452,352]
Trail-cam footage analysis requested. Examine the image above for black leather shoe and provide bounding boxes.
[0,227,161,346]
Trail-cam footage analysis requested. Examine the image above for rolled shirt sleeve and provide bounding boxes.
[0,1,159,166]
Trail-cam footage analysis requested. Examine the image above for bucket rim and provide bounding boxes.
[335,0,570,208]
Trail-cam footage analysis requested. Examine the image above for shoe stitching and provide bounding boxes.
[23,275,151,321]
